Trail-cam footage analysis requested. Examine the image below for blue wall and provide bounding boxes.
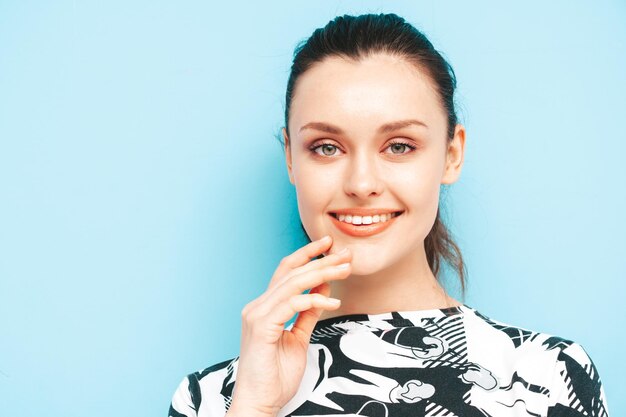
[0,1,624,415]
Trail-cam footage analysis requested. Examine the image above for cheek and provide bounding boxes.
[292,162,337,225]
[387,160,443,234]
[388,157,441,196]
[412,172,444,235]
[294,185,318,220]
[293,156,340,198]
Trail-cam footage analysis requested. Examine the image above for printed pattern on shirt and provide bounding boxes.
[168,305,609,417]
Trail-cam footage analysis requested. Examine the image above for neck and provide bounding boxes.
[318,243,460,321]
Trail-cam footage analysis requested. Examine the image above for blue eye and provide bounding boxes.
[385,141,416,154]
[310,143,342,156]
[308,140,417,157]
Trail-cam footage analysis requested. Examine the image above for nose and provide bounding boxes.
[343,150,384,199]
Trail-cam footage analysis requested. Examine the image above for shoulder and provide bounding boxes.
[466,308,610,415]
[189,356,240,386]
[168,357,240,417]
[547,341,610,415]
[466,307,580,352]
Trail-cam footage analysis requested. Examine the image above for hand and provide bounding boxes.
[229,235,351,416]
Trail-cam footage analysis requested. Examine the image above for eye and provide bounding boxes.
[384,140,417,155]
[308,139,417,157]
[309,142,343,157]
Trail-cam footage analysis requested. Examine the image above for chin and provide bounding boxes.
[345,252,389,276]
[350,263,388,277]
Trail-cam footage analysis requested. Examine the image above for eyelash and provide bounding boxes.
[308,140,417,157]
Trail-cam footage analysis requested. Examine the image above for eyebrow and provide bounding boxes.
[298,119,428,135]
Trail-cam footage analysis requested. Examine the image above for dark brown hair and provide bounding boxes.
[276,13,467,299]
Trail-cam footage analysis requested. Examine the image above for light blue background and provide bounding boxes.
[1,1,624,415]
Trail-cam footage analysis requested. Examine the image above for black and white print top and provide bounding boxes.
[168,304,610,416]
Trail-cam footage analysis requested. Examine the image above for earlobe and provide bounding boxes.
[441,124,466,185]
[283,127,295,185]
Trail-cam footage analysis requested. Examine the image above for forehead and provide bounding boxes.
[289,54,446,136]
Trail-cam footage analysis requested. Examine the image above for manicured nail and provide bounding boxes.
[321,235,331,242]
[327,297,341,304]
[336,263,350,269]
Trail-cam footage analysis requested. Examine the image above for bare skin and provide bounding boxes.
[228,236,352,417]
[228,52,466,416]
[283,53,466,320]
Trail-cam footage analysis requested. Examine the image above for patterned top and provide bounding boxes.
[168,303,610,416]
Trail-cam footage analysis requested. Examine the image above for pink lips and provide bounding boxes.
[328,211,402,237]
[329,208,402,216]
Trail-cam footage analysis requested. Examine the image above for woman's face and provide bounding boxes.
[283,53,465,275]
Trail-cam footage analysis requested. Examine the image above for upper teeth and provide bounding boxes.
[334,212,398,225]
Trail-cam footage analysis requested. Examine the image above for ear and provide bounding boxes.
[283,127,295,185]
[441,124,466,185]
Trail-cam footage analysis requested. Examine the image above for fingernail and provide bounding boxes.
[338,247,349,255]
[335,263,350,269]
[321,235,331,242]
[327,298,341,305]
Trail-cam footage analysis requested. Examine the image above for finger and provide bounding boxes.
[267,236,333,290]
[249,258,347,317]
[251,263,348,332]
[247,281,331,331]
[269,263,350,309]
[288,291,341,341]
[271,247,352,291]
[310,281,331,298]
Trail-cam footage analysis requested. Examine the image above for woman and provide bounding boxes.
[169,13,609,417]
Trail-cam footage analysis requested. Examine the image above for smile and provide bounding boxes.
[328,210,404,237]
[330,212,401,225]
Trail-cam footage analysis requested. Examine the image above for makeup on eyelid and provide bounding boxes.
[308,140,418,157]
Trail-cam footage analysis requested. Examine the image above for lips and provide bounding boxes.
[328,210,403,237]
[330,211,403,222]
[329,208,403,216]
